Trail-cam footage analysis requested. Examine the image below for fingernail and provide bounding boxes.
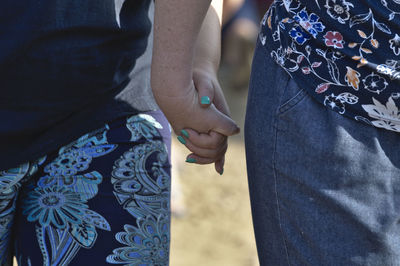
[181,129,189,138]
[177,136,186,145]
[201,96,211,105]
[220,168,224,175]
[186,158,196,163]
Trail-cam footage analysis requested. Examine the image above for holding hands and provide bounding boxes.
[152,0,239,174]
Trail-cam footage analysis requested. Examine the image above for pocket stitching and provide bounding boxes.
[278,89,307,115]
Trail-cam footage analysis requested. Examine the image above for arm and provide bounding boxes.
[152,0,212,97]
[193,0,223,75]
[152,0,237,174]
[152,0,238,141]
[188,0,235,173]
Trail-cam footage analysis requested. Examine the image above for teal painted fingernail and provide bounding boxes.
[177,136,186,145]
[186,158,196,163]
[201,96,211,105]
[220,168,224,175]
[181,129,189,138]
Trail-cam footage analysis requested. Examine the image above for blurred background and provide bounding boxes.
[169,1,272,265]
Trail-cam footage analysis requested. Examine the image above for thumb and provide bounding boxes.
[207,105,240,136]
[213,81,231,117]
[193,74,215,108]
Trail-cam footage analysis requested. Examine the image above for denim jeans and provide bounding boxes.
[245,40,400,266]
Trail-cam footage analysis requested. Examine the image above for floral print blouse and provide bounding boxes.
[260,0,400,132]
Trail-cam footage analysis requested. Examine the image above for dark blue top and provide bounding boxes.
[0,0,152,170]
[261,0,400,132]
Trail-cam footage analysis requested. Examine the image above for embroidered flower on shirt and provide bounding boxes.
[261,0,400,133]
[271,47,300,72]
[324,94,346,114]
[324,31,345,49]
[362,97,400,132]
[362,73,388,94]
[323,92,358,114]
[293,9,325,38]
[324,0,354,24]
[289,26,311,45]
[389,34,400,55]
[326,49,345,61]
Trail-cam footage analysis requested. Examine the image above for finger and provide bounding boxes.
[212,81,232,117]
[193,74,214,108]
[184,138,227,161]
[207,105,240,136]
[180,129,225,149]
[176,130,227,160]
[185,153,218,165]
[215,156,225,175]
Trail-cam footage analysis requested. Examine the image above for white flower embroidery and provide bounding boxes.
[362,73,388,94]
[362,97,400,132]
[324,0,354,24]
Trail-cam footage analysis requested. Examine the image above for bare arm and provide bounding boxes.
[152,0,212,96]
[152,0,238,173]
[151,0,238,136]
[194,0,224,74]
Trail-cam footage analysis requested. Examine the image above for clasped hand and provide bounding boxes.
[153,68,239,174]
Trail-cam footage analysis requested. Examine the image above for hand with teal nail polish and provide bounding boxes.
[177,135,186,145]
[181,129,190,138]
[185,158,196,163]
[177,128,227,175]
[201,96,211,105]
[151,0,238,174]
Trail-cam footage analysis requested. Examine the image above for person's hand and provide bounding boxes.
[153,72,239,175]
[178,128,227,174]
[178,67,233,174]
[153,79,239,137]
[151,0,236,174]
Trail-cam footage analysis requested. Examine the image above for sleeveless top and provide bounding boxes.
[260,0,400,131]
[0,0,157,170]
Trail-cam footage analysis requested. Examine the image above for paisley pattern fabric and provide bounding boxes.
[0,111,171,266]
[260,0,400,132]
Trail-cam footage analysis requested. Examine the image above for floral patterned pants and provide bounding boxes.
[0,110,171,266]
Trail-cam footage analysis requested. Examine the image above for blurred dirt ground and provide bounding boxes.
[170,140,258,266]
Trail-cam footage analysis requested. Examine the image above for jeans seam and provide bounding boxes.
[272,114,292,266]
[278,89,307,115]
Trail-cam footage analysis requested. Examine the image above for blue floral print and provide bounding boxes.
[127,114,163,142]
[3,112,171,265]
[23,186,88,229]
[289,26,311,44]
[107,215,169,265]
[107,113,171,265]
[293,9,325,38]
[111,141,170,219]
[20,129,113,265]
[0,158,45,265]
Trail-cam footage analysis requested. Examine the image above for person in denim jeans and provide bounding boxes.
[246,1,400,265]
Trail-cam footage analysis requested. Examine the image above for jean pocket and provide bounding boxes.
[277,77,307,115]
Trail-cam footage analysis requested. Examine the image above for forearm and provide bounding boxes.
[194,0,224,73]
[151,0,212,96]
